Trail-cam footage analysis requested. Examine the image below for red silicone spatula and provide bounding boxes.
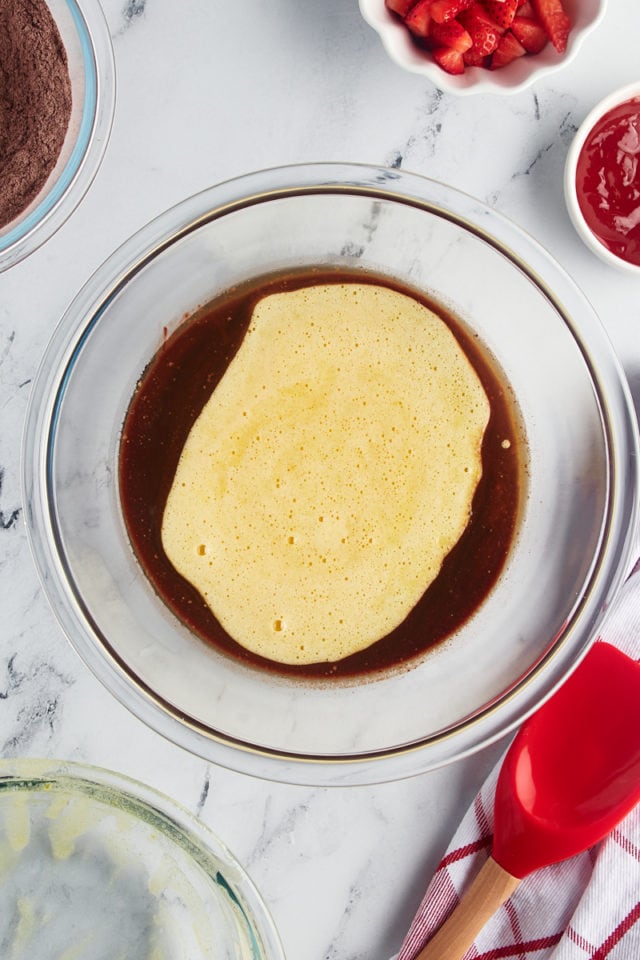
[414,641,640,960]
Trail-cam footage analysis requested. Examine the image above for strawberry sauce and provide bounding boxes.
[576,97,640,267]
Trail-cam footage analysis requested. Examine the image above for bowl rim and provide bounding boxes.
[564,80,640,275]
[358,0,607,96]
[0,756,285,960]
[0,0,116,272]
[21,162,640,786]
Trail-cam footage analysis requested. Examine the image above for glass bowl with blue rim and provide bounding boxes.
[0,0,115,272]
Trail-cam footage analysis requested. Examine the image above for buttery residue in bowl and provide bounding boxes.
[0,779,252,959]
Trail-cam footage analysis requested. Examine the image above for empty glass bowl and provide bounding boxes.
[22,163,639,785]
[0,758,284,960]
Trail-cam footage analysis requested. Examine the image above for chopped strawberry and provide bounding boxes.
[458,4,494,26]
[429,0,473,24]
[432,45,466,73]
[458,3,502,32]
[511,15,548,52]
[390,0,570,77]
[463,47,488,66]
[404,0,433,36]
[385,0,419,16]
[464,18,500,57]
[430,19,473,51]
[531,0,571,51]
[490,29,526,67]
[480,0,518,30]
[516,0,535,13]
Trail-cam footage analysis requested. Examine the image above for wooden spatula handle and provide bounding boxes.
[414,856,520,960]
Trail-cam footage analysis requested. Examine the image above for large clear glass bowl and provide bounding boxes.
[0,0,115,271]
[22,164,640,785]
[0,758,284,959]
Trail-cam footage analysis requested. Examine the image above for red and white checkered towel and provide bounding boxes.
[399,557,640,960]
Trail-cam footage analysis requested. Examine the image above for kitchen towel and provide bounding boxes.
[399,556,640,960]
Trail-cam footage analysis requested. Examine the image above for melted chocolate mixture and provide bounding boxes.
[119,269,525,680]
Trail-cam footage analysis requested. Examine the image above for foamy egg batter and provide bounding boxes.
[162,282,490,665]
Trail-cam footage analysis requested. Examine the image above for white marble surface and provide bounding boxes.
[1,2,640,959]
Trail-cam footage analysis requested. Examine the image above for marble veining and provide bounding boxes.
[122,0,146,27]
[0,469,21,531]
[1,653,74,755]
[1,1,640,958]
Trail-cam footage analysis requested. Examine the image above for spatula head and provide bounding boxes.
[492,642,640,879]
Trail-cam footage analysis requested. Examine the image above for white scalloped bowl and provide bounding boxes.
[359,0,606,95]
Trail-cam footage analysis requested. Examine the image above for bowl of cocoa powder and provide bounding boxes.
[0,0,115,271]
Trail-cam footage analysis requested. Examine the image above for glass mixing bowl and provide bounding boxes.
[22,164,640,785]
[0,758,284,960]
[0,0,115,271]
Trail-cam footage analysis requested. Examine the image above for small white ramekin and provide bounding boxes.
[564,81,640,276]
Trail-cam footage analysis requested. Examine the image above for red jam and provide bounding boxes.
[575,97,640,267]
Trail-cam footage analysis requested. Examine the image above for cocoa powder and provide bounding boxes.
[0,0,73,229]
